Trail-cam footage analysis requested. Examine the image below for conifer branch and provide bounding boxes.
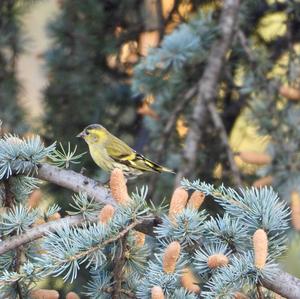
[112,233,129,299]
[66,219,141,263]
[175,0,240,183]
[207,101,242,187]
[0,210,157,255]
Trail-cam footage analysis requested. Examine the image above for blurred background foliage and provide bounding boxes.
[1,0,300,296]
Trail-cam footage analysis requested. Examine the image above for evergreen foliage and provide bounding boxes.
[2,0,300,298]
[0,130,291,298]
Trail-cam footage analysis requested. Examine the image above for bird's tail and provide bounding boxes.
[139,154,175,174]
[160,166,176,174]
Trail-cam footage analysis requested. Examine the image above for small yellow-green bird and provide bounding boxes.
[77,124,175,178]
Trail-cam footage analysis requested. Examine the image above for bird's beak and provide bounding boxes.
[76,131,85,138]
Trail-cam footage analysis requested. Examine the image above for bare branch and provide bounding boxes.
[262,267,300,299]
[112,233,129,298]
[0,215,85,255]
[237,30,256,63]
[156,85,197,161]
[256,284,264,299]
[207,101,242,187]
[148,85,197,199]
[175,0,240,184]
[36,163,115,206]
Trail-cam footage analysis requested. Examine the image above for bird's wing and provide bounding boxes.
[105,135,171,173]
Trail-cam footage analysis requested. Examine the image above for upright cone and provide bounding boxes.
[253,229,268,269]
[291,191,300,231]
[98,204,115,224]
[66,292,80,299]
[163,241,181,273]
[207,254,229,269]
[181,267,201,293]
[110,168,131,204]
[187,191,205,210]
[151,286,165,299]
[30,289,59,299]
[168,188,188,221]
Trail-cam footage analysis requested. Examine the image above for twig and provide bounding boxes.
[175,0,240,184]
[16,280,23,299]
[0,119,4,138]
[148,85,197,198]
[120,288,136,298]
[3,179,14,208]
[257,284,264,299]
[237,30,256,63]
[15,248,23,299]
[112,234,128,298]
[68,219,142,262]
[207,101,242,187]
[155,0,164,39]
[163,0,180,27]
[103,287,136,298]
[155,85,197,161]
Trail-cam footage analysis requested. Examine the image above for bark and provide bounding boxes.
[37,163,114,206]
[261,267,300,299]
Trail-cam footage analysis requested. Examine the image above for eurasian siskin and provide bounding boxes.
[77,124,174,178]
